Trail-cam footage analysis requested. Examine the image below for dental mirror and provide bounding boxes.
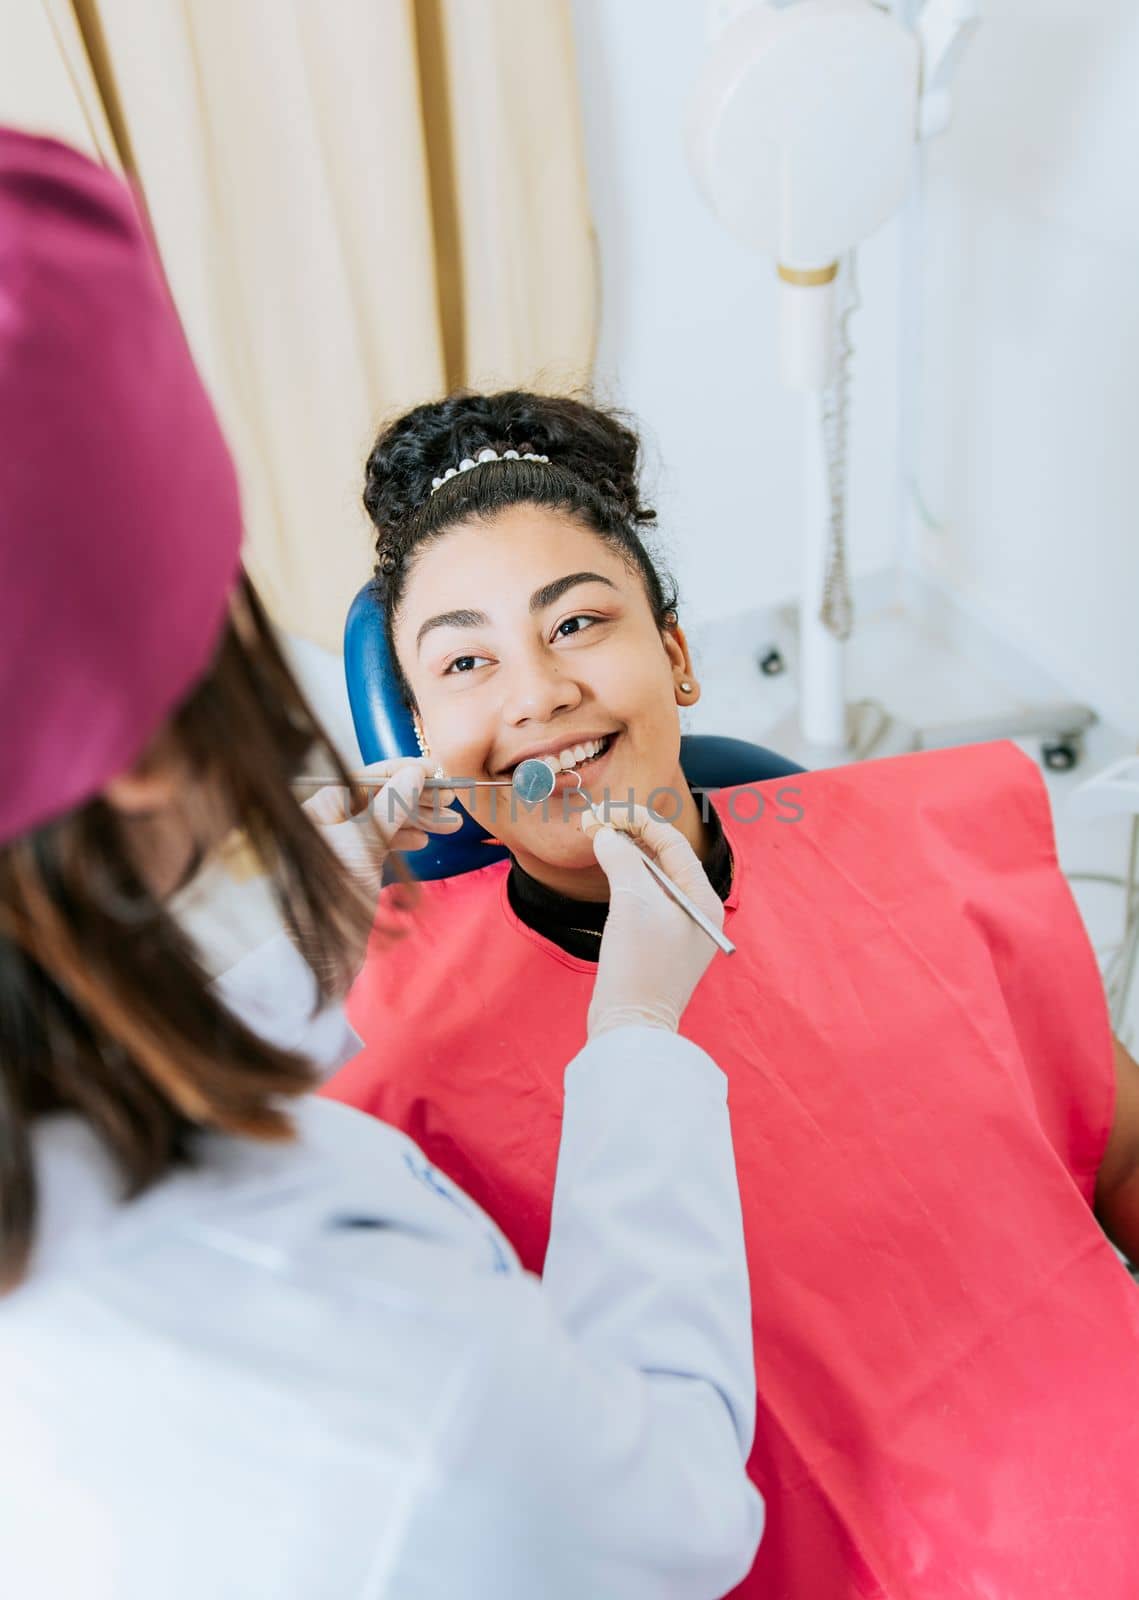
[511,758,558,805]
[296,760,562,798]
[293,759,733,955]
[422,758,559,800]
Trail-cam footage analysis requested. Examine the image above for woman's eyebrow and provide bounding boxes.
[415,575,617,653]
[416,608,488,652]
[529,572,618,611]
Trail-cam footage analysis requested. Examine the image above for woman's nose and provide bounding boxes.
[501,651,583,726]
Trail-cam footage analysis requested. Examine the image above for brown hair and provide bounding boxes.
[0,578,378,1292]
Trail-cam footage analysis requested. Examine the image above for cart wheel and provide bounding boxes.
[758,647,786,678]
[1041,739,1081,773]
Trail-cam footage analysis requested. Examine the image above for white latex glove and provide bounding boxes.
[302,758,460,898]
[582,804,726,1039]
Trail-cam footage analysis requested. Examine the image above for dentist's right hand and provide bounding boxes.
[583,804,726,1039]
[303,758,460,899]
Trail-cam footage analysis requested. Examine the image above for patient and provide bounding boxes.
[327,391,1139,1598]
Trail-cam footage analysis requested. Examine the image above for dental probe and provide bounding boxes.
[291,762,735,956]
[634,850,736,958]
[514,761,737,958]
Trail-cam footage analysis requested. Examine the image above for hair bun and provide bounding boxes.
[362,390,653,536]
[361,389,677,705]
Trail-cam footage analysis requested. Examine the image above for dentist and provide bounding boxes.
[0,131,761,1599]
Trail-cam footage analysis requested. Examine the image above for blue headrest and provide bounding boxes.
[345,582,420,765]
[344,581,803,880]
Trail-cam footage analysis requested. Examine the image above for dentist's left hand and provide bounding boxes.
[303,758,460,898]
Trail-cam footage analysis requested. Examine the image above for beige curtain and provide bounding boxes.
[3,1,597,652]
[0,3,119,165]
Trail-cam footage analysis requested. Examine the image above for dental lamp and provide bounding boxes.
[687,0,979,753]
[688,0,919,392]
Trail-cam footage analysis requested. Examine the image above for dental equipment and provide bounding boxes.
[293,762,737,957]
[686,1,984,759]
[635,849,737,958]
[516,763,737,958]
[537,768,742,953]
[688,2,1093,774]
[290,758,558,796]
[688,0,920,393]
[687,0,921,751]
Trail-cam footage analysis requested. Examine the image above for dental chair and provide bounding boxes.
[344,582,805,880]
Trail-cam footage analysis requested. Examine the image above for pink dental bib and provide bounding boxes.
[331,742,1139,1599]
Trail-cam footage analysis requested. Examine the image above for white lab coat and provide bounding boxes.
[1,935,762,1599]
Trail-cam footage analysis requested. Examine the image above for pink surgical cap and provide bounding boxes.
[0,129,242,844]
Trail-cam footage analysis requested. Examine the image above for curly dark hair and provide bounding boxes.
[362,391,678,701]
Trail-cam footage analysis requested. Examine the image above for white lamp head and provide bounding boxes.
[687,0,920,386]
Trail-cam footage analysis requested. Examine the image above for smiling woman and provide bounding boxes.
[402,509,701,887]
[363,393,701,893]
[328,388,1139,1600]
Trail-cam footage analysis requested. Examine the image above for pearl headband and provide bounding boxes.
[430,445,549,494]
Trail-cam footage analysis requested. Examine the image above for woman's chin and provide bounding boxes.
[510,821,607,877]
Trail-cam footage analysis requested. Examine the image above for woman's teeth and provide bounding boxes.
[548,735,611,773]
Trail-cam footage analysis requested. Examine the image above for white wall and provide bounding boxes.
[569,0,901,630]
[912,0,1139,736]
[570,0,1139,737]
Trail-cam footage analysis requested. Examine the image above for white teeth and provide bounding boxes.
[528,737,608,775]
